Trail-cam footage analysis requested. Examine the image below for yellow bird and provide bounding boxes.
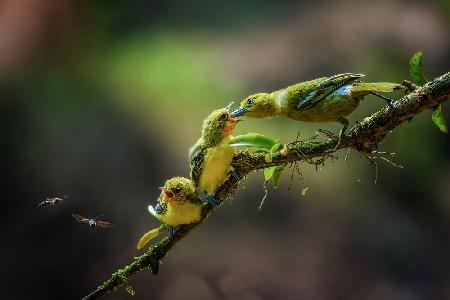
[137,177,203,250]
[189,104,239,206]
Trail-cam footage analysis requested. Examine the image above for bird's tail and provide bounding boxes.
[353,82,404,94]
[136,224,165,250]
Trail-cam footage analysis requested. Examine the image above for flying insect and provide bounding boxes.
[72,213,113,229]
[38,195,66,208]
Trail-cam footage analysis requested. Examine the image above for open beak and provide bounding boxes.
[222,115,240,136]
[159,187,174,201]
[225,102,234,111]
[228,115,239,123]
[230,107,247,117]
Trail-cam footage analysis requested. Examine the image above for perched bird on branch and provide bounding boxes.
[189,104,239,206]
[231,73,404,132]
[137,177,202,250]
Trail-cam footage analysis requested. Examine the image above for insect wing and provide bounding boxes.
[72,213,89,223]
[97,220,113,228]
[38,201,48,207]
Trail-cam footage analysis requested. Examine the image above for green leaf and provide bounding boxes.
[409,51,428,86]
[229,133,280,150]
[271,166,284,188]
[409,51,446,132]
[432,105,448,133]
[263,166,275,181]
[264,165,284,189]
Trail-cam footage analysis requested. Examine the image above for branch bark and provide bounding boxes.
[82,72,449,300]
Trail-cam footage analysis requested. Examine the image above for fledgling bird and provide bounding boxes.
[231,73,404,131]
[189,104,239,206]
[137,177,203,250]
[38,195,66,208]
[72,213,113,229]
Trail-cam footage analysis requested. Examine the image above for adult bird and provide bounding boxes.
[231,73,404,133]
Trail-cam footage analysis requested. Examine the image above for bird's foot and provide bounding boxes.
[228,170,240,182]
[154,202,164,214]
[370,91,395,108]
[167,226,175,237]
[205,195,222,207]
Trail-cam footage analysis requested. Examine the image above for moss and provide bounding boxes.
[97,267,135,296]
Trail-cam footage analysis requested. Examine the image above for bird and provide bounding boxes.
[72,213,113,229]
[38,195,66,208]
[137,177,203,250]
[230,73,404,133]
[189,104,239,206]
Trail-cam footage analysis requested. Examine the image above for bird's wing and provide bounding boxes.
[72,213,88,223]
[189,143,206,187]
[297,73,365,109]
[97,220,114,228]
[187,193,204,206]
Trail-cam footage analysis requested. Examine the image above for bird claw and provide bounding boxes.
[167,226,175,237]
[387,99,395,108]
[154,203,164,214]
[228,170,240,182]
[205,195,221,207]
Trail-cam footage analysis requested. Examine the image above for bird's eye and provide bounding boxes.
[220,113,227,121]
[247,98,254,105]
[174,187,181,193]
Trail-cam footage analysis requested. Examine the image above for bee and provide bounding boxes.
[71,213,114,229]
[38,195,66,208]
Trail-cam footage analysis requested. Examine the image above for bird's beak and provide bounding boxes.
[225,102,234,111]
[222,115,240,136]
[227,115,239,123]
[160,187,174,201]
[230,107,247,117]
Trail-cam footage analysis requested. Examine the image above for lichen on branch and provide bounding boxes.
[82,72,449,300]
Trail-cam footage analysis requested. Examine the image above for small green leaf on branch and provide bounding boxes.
[432,105,448,133]
[409,51,427,86]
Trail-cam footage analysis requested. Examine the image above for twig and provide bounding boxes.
[82,72,450,300]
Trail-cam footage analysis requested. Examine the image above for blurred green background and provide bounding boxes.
[1,0,449,299]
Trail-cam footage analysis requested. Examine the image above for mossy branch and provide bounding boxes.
[82,72,449,300]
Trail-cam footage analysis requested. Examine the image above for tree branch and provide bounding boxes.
[82,72,449,300]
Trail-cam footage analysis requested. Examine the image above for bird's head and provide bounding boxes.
[231,93,275,118]
[160,177,197,203]
[202,104,239,145]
